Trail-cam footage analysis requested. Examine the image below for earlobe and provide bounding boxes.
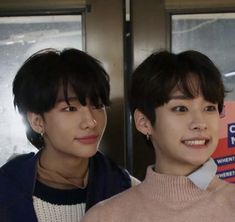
[27,112,45,134]
[134,109,151,136]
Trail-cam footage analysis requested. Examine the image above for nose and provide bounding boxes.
[80,106,97,129]
[189,112,207,131]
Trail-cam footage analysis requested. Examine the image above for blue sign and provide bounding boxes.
[228,123,235,148]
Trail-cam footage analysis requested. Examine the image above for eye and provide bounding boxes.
[171,106,188,112]
[204,105,218,112]
[63,106,77,112]
[96,103,105,109]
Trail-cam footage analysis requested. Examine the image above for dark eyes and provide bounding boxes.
[171,105,218,113]
[63,104,104,112]
[204,105,218,112]
[64,106,77,112]
[171,106,188,112]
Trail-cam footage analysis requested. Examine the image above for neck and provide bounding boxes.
[40,148,89,179]
[155,155,199,176]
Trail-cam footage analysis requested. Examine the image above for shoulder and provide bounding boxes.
[94,151,140,183]
[220,179,235,193]
[0,152,39,206]
[0,152,35,172]
[210,176,235,201]
[91,151,135,185]
[82,185,142,222]
[0,152,37,189]
[217,179,235,210]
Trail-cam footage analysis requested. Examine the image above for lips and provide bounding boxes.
[182,138,210,147]
[75,135,99,144]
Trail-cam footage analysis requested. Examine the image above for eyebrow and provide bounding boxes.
[169,95,191,100]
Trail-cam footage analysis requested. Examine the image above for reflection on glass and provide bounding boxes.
[171,13,235,183]
[171,13,235,100]
[0,15,82,166]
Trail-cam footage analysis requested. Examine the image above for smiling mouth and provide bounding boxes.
[182,139,209,146]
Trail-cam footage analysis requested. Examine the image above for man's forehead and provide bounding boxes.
[56,85,77,101]
[169,87,186,97]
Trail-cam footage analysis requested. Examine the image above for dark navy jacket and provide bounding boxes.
[0,151,131,222]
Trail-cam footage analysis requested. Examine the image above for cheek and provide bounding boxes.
[209,116,220,132]
[154,120,186,149]
[96,111,107,128]
[45,123,67,139]
[44,116,70,137]
[153,117,176,141]
[156,116,181,134]
[212,120,220,138]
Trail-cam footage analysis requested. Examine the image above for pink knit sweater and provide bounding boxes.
[82,166,235,222]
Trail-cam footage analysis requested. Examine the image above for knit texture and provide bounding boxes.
[0,151,135,222]
[33,179,87,222]
[33,196,85,222]
[32,175,139,222]
[82,166,235,222]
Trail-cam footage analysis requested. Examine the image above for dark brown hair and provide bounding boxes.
[130,50,226,125]
[13,48,110,149]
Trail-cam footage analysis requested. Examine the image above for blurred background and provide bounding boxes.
[0,0,235,180]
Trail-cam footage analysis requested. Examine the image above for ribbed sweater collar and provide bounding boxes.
[141,166,214,202]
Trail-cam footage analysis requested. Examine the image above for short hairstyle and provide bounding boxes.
[13,48,110,149]
[129,50,226,125]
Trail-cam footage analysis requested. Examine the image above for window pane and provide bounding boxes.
[172,13,235,100]
[171,13,235,183]
[0,15,82,166]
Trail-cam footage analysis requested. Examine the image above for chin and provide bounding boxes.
[188,156,211,167]
[77,148,98,159]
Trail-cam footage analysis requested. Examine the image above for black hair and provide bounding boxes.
[130,50,226,125]
[13,48,110,149]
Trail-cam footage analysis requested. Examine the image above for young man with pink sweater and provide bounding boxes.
[82,50,235,222]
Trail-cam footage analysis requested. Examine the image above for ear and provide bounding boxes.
[27,112,45,134]
[134,109,152,136]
